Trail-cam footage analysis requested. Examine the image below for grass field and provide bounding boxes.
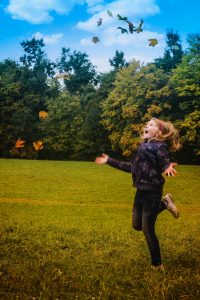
[0,159,200,300]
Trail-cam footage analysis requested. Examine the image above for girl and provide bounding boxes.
[95,118,181,269]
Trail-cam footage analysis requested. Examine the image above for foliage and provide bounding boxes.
[101,62,174,156]
[155,30,183,72]
[57,48,98,94]
[177,111,200,155]
[168,33,200,158]
[0,31,200,163]
[109,50,128,70]
[40,86,110,160]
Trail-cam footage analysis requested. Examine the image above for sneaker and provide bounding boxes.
[162,193,179,218]
[151,264,165,270]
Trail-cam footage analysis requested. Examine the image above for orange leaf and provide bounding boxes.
[15,138,26,149]
[39,111,48,119]
[33,140,44,151]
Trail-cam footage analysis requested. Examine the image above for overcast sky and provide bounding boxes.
[0,0,199,72]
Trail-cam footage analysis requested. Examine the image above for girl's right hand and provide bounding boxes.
[95,153,109,165]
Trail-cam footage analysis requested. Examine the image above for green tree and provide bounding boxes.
[170,33,200,161]
[0,38,59,158]
[39,91,82,159]
[101,61,173,156]
[0,59,23,156]
[155,30,183,72]
[40,85,110,160]
[109,50,128,70]
[58,48,97,94]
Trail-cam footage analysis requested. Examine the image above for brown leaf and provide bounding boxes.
[97,18,102,26]
[92,36,100,43]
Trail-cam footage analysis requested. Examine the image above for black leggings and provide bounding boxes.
[132,189,166,266]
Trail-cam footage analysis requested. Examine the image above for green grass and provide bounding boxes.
[0,159,200,299]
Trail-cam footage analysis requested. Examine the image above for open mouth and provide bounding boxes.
[144,130,148,134]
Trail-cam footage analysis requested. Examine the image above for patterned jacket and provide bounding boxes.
[107,141,171,191]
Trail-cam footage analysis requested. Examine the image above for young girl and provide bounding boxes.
[95,118,181,269]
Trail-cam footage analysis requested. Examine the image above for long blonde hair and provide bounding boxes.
[149,118,181,152]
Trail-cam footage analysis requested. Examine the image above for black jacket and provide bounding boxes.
[107,141,171,191]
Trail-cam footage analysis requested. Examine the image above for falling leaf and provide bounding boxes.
[148,38,158,47]
[133,19,144,33]
[117,27,128,34]
[39,111,48,119]
[33,141,44,151]
[128,21,134,34]
[97,18,102,26]
[117,14,128,22]
[15,138,26,149]
[107,10,113,17]
[92,36,100,43]
[10,138,26,152]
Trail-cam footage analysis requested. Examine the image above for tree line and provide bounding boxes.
[0,30,199,164]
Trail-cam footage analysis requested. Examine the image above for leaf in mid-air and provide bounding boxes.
[134,19,144,33]
[117,27,128,34]
[128,21,134,34]
[15,138,25,149]
[107,10,113,17]
[117,14,128,22]
[92,36,100,43]
[33,141,44,151]
[97,18,102,26]
[39,111,48,119]
[10,138,26,152]
[148,38,158,47]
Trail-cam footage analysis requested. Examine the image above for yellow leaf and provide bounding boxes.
[148,38,158,47]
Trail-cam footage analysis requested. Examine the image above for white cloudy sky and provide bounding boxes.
[0,0,199,72]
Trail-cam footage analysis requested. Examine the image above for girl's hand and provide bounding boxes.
[95,153,109,165]
[164,162,177,177]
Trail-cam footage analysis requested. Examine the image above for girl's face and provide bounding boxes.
[143,119,161,140]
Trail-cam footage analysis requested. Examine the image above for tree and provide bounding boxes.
[39,91,82,159]
[155,30,183,72]
[187,33,200,55]
[101,61,174,156]
[0,38,59,158]
[0,59,23,156]
[58,48,98,94]
[109,50,128,70]
[169,33,200,162]
[20,38,57,107]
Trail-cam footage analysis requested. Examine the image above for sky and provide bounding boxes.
[0,0,200,72]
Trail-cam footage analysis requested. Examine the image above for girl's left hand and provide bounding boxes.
[164,162,177,177]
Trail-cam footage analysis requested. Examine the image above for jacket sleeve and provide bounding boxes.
[107,157,132,173]
[157,143,171,172]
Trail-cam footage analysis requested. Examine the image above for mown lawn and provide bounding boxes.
[0,159,200,299]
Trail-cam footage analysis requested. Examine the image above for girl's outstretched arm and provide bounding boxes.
[163,162,177,177]
[95,153,132,173]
